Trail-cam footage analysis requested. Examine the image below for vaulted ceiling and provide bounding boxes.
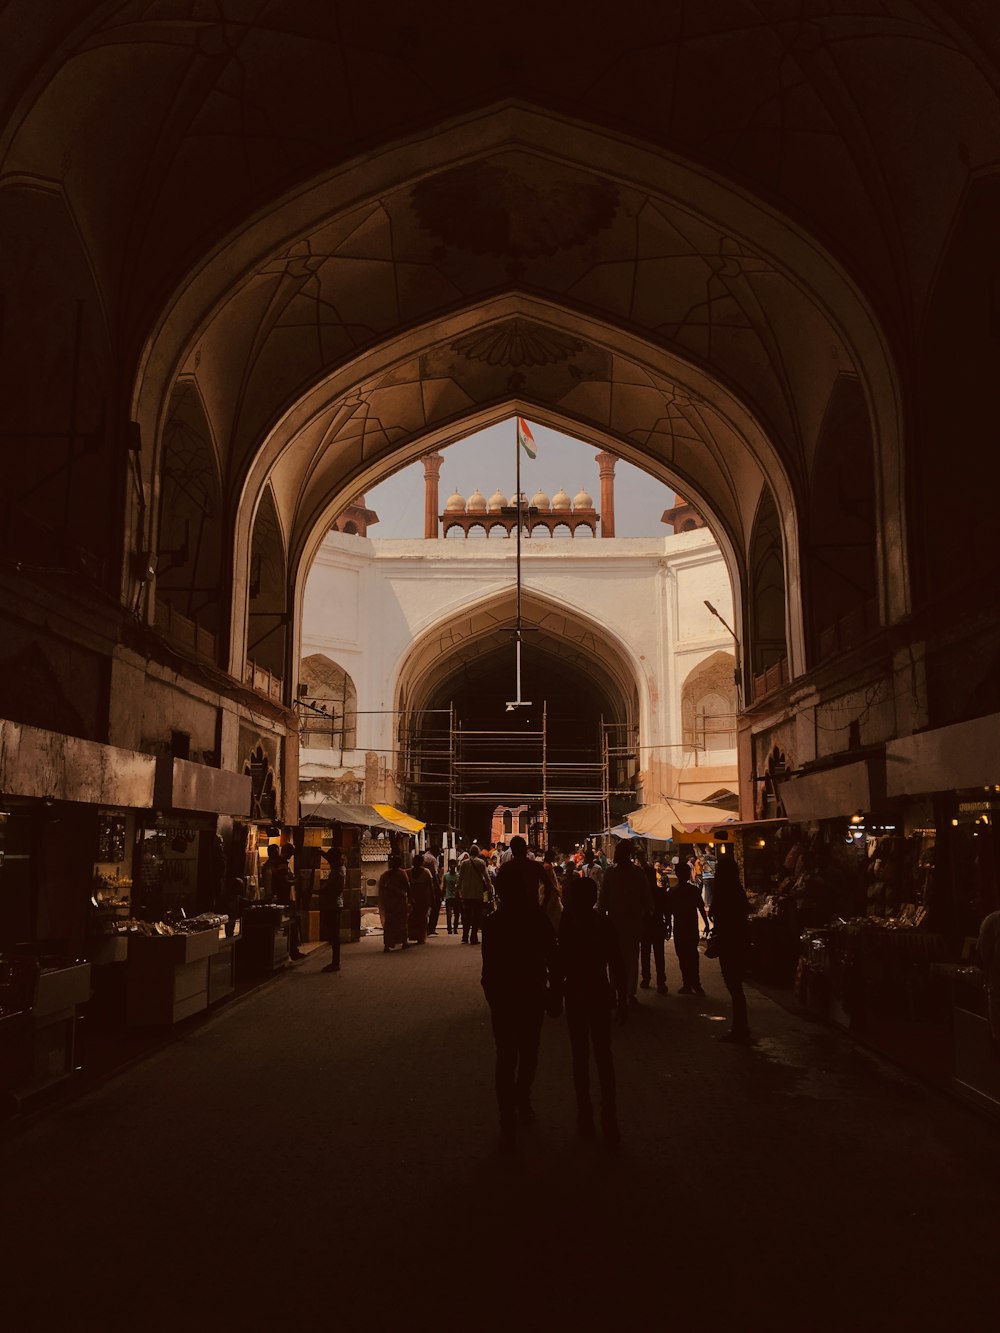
[3,1,999,658]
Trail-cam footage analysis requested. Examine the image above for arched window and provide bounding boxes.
[502,810,513,833]
[806,376,877,659]
[748,488,787,694]
[247,485,287,686]
[681,654,737,753]
[299,653,358,750]
[157,382,224,661]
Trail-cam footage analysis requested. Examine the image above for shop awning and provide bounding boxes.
[372,802,426,833]
[0,717,156,808]
[886,712,1000,797]
[629,799,737,842]
[777,758,873,822]
[605,821,643,839]
[300,799,411,832]
[710,818,787,842]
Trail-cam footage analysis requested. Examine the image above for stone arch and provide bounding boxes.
[748,489,788,698]
[681,651,738,754]
[124,105,905,680]
[246,486,288,688]
[299,653,358,750]
[0,182,115,586]
[394,583,645,735]
[805,375,879,661]
[154,379,225,660]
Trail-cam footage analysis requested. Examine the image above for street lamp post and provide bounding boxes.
[704,600,743,707]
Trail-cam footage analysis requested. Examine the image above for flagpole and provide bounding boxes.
[515,417,523,700]
[515,418,522,632]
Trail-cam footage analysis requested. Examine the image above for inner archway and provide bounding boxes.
[397,588,641,848]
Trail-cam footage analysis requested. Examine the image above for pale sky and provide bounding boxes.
[363,418,682,538]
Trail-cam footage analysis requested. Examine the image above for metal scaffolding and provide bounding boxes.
[396,703,638,836]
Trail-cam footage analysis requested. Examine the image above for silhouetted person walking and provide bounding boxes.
[558,875,626,1147]
[599,842,653,1005]
[481,836,561,1151]
[639,850,669,995]
[709,855,751,1041]
[319,849,345,972]
[666,860,709,994]
[459,845,490,944]
[407,853,434,943]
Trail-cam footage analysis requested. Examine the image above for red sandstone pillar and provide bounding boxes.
[596,451,617,538]
[422,452,444,539]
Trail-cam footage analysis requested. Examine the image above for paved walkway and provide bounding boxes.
[2,931,997,1332]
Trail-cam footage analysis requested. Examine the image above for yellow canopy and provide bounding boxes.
[372,802,426,833]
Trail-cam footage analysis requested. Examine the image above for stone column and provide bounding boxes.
[422,452,444,539]
[596,451,617,538]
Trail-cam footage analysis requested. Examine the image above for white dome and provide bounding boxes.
[531,489,551,510]
[467,488,487,512]
[444,490,466,512]
[488,488,508,512]
[513,491,528,507]
[552,488,572,509]
[573,488,594,509]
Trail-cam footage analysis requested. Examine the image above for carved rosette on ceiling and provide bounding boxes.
[410,158,620,260]
[422,317,611,404]
[451,320,584,369]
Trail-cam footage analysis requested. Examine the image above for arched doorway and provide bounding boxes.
[394,585,642,847]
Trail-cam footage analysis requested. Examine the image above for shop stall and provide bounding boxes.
[298,799,422,943]
[126,915,228,1026]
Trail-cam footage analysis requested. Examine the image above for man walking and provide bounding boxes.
[638,849,669,995]
[558,874,626,1147]
[458,844,490,944]
[423,845,443,935]
[482,836,561,1151]
[666,860,710,994]
[598,842,653,1005]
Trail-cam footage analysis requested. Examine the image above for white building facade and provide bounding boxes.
[299,524,739,828]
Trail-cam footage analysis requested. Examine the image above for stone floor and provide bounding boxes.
[2,929,997,1332]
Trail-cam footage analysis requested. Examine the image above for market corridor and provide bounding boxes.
[2,935,996,1333]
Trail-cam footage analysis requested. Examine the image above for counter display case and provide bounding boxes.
[126,928,220,1027]
[236,905,290,978]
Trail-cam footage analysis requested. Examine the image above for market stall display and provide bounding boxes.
[125,915,228,1027]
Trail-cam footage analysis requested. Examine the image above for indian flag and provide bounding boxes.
[517,417,537,459]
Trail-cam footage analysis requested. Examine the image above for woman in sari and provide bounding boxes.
[406,853,435,943]
[378,855,410,952]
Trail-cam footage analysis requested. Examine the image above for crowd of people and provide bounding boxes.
[372,834,751,1151]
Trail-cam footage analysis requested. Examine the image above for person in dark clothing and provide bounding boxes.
[558,875,626,1146]
[442,858,460,934]
[481,836,561,1152]
[709,854,751,1041]
[666,861,709,994]
[423,847,443,935]
[638,851,669,995]
[458,846,490,944]
[319,849,346,973]
[263,844,305,960]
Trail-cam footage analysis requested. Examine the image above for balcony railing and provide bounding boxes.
[751,656,789,702]
[817,596,880,661]
[154,598,216,663]
[245,658,283,703]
